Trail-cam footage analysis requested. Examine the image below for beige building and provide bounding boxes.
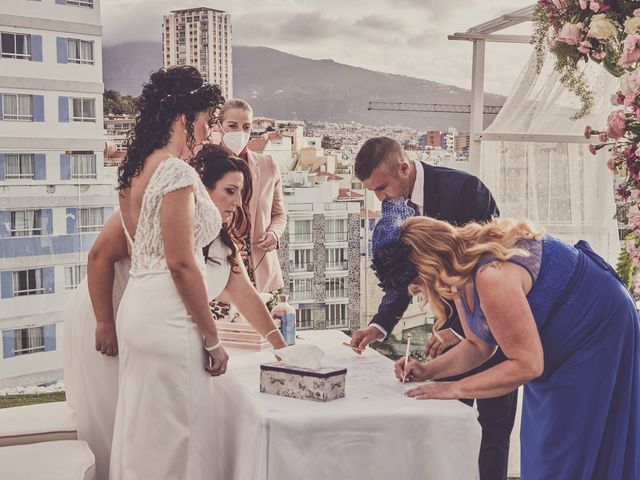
[162,7,232,98]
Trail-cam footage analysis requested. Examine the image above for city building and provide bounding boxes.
[162,7,232,98]
[104,114,135,152]
[0,0,115,387]
[278,174,361,331]
[454,132,471,152]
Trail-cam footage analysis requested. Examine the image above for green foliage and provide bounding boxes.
[616,246,635,290]
[103,89,136,116]
[0,392,66,409]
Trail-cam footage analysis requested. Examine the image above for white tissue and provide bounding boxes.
[272,343,325,370]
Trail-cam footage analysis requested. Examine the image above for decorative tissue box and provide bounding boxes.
[260,362,347,402]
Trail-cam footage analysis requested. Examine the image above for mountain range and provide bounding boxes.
[102,42,505,131]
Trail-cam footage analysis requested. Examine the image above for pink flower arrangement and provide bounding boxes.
[539,0,640,294]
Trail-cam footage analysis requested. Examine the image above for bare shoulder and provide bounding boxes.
[475,261,530,295]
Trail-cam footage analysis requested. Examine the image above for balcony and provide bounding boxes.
[289,262,314,273]
[289,290,314,302]
[326,260,348,271]
[289,233,313,244]
[324,231,347,243]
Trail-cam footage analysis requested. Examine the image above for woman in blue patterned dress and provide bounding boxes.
[375,200,640,479]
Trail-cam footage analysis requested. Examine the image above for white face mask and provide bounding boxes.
[222,130,251,155]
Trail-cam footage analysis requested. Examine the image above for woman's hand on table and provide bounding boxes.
[394,357,430,383]
[405,381,462,400]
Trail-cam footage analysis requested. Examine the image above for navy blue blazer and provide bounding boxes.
[370,161,499,335]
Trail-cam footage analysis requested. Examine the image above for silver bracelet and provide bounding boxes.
[265,328,280,340]
[203,339,222,352]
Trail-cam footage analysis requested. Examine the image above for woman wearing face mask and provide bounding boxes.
[215,99,287,298]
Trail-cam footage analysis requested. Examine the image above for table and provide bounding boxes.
[209,329,481,480]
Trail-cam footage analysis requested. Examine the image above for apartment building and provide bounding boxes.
[162,7,232,98]
[0,0,114,387]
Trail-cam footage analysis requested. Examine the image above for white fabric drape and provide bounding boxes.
[480,51,620,263]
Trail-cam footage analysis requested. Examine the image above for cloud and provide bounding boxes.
[353,15,405,32]
[100,0,535,95]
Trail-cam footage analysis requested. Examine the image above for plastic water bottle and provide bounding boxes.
[271,294,296,346]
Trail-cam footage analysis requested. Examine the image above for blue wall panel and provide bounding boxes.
[0,233,99,259]
[0,271,13,299]
[2,330,15,358]
[43,324,56,352]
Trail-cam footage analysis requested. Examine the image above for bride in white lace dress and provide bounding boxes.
[106,67,285,479]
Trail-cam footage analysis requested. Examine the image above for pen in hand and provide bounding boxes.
[402,334,412,383]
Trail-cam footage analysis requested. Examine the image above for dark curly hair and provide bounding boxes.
[117,65,225,190]
[190,144,253,273]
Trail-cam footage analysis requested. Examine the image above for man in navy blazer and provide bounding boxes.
[351,136,516,480]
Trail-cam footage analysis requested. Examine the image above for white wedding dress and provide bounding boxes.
[63,257,129,480]
[109,157,228,480]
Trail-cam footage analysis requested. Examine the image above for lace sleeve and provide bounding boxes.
[155,158,199,197]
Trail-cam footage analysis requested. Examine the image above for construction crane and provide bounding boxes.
[368,101,502,115]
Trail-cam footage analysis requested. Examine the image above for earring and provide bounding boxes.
[184,129,187,134]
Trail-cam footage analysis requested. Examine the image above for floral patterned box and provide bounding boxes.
[259,362,347,402]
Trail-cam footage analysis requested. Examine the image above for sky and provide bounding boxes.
[101,0,535,96]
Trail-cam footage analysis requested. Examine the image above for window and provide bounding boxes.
[1,33,30,60]
[290,249,313,272]
[65,0,94,7]
[296,308,313,330]
[4,154,34,179]
[65,264,87,290]
[290,219,312,243]
[10,210,42,237]
[67,39,94,64]
[2,94,33,121]
[77,207,103,233]
[325,277,346,299]
[326,248,346,270]
[13,326,44,355]
[13,269,44,296]
[325,219,347,242]
[70,97,96,122]
[70,153,97,179]
[289,278,313,301]
[326,303,348,329]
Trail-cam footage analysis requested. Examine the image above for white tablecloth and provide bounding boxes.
[210,330,481,480]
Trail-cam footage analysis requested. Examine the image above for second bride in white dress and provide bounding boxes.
[108,66,286,479]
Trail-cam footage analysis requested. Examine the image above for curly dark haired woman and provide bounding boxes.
[78,66,286,479]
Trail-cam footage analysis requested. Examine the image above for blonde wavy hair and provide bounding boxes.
[400,217,543,331]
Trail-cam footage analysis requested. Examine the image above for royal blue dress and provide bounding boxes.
[459,235,640,479]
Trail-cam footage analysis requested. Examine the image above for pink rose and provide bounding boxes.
[558,22,582,45]
[600,131,608,142]
[629,205,640,231]
[607,109,627,139]
[584,125,593,139]
[589,144,598,155]
[592,50,606,59]
[635,143,640,158]
[590,1,601,12]
[619,34,640,68]
[552,0,567,8]
[578,40,593,54]
[635,8,640,16]
[607,157,617,171]
[632,189,640,203]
